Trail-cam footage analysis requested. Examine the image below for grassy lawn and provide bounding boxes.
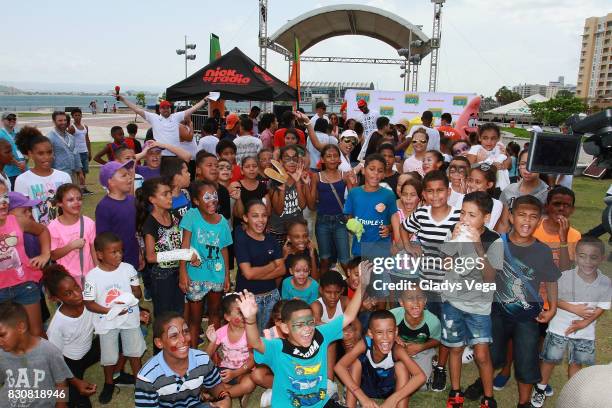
[77,172,611,407]
[502,127,531,139]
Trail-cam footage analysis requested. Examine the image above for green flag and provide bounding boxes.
[210,33,221,62]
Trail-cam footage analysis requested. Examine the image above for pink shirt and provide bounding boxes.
[215,324,249,369]
[260,128,274,150]
[48,216,96,287]
[402,155,424,176]
[0,215,42,289]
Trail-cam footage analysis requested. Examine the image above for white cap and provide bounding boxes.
[527,125,543,133]
[340,129,358,139]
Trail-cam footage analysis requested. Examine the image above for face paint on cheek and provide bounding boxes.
[290,316,315,333]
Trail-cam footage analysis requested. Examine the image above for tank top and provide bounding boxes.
[234,180,268,228]
[316,297,344,323]
[316,172,346,216]
[72,124,89,153]
[362,336,395,371]
[0,215,42,289]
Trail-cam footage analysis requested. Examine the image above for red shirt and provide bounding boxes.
[230,164,242,183]
[437,125,462,141]
[273,128,306,147]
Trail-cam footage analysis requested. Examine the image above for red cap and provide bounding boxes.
[159,100,172,109]
[225,113,239,129]
[357,99,367,108]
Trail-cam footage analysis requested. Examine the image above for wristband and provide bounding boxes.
[245,320,257,325]
[559,243,568,248]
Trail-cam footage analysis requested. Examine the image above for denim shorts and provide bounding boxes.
[255,289,281,334]
[315,214,351,265]
[99,327,146,366]
[0,281,41,305]
[186,280,224,302]
[79,152,89,174]
[441,302,492,347]
[541,332,595,366]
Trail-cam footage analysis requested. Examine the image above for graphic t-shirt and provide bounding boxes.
[494,235,560,321]
[142,214,182,269]
[282,277,320,304]
[344,186,397,256]
[83,263,141,334]
[390,307,441,345]
[0,339,72,408]
[355,111,379,160]
[48,216,96,286]
[179,209,232,283]
[437,125,461,141]
[171,190,191,221]
[214,324,249,369]
[254,316,343,408]
[268,183,303,234]
[14,169,72,224]
[0,215,41,289]
[234,135,263,165]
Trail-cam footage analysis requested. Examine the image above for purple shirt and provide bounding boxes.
[136,165,160,181]
[95,195,139,269]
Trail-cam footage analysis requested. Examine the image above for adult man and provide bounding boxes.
[119,94,206,160]
[437,112,461,141]
[0,112,27,188]
[197,118,219,155]
[103,100,108,113]
[46,111,84,185]
[249,105,261,135]
[407,110,440,151]
[314,101,330,123]
[220,113,240,141]
[354,99,379,160]
[68,108,93,195]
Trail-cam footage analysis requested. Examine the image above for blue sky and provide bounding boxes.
[1,0,608,95]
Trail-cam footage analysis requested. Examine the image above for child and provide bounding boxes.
[217,158,233,189]
[160,156,191,220]
[533,186,582,271]
[440,191,504,408]
[335,310,427,408]
[391,286,441,389]
[257,148,273,182]
[467,123,511,190]
[344,153,397,257]
[215,139,241,183]
[194,151,232,221]
[134,140,192,181]
[0,300,87,408]
[450,140,471,158]
[136,178,186,317]
[283,218,320,281]
[344,257,362,299]
[43,264,99,408]
[93,126,137,165]
[377,143,400,196]
[422,150,445,174]
[125,123,143,154]
[490,195,559,408]
[135,311,230,408]
[229,156,269,222]
[447,156,470,208]
[113,147,143,193]
[83,232,146,404]
[234,116,263,165]
[0,139,13,190]
[531,237,611,407]
[180,181,232,344]
[507,141,521,183]
[341,318,363,352]
[466,163,504,229]
[237,259,365,408]
[0,185,50,338]
[282,253,320,304]
[95,160,140,272]
[391,178,422,245]
[263,299,288,340]
[14,126,72,224]
[205,294,256,402]
[48,183,96,287]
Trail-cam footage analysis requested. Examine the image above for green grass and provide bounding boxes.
[501,127,531,139]
[76,173,611,407]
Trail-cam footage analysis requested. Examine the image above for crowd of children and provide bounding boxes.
[0,107,610,408]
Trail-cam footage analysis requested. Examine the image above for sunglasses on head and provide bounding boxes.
[472,163,492,172]
[202,191,218,203]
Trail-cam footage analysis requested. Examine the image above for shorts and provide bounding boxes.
[79,152,90,174]
[411,348,435,390]
[99,327,146,366]
[541,332,595,366]
[186,280,224,302]
[441,302,492,347]
[0,281,41,305]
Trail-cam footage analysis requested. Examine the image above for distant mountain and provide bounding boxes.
[1,81,161,94]
[0,85,23,94]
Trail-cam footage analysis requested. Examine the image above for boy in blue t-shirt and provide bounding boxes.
[237,262,368,408]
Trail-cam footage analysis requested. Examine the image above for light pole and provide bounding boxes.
[176,35,196,78]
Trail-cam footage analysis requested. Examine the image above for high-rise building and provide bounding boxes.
[576,13,612,108]
[546,76,576,98]
[512,83,548,98]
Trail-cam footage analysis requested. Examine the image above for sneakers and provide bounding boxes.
[260,389,272,407]
[480,397,497,408]
[544,384,553,397]
[113,371,135,387]
[446,390,465,408]
[143,288,152,302]
[531,385,547,407]
[431,366,447,392]
[464,378,484,400]
[462,347,474,364]
[81,187,94,196]
[98,383,115,405]
[493,373,510,390]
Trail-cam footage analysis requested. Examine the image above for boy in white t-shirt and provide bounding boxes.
[83,232,146,404]
[466,123,511,190]
[531,237,612,407]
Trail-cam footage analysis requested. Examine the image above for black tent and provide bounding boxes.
[165,47,297,102]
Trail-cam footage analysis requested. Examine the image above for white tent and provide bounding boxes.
[485,94,549,115]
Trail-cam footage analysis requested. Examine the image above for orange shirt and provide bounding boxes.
[437,125,462,141]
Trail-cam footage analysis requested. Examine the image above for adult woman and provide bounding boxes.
[338,130,358,172]
[329,113,340,138]
[307,144,355,274]
[402,128,428,176]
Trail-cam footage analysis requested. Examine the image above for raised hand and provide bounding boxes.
[236,290,258,321]
[206,325,217,343]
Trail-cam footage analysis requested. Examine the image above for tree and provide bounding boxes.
[556,89,574,99]
[529,95,587,126]
[135,92,146,107]
[495,86,521,105]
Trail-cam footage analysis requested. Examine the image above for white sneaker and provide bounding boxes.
[260,388,272,407]
[462,346,474,364]
[531,385,547,408]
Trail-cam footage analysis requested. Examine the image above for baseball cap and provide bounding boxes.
[357,99,367,108]
[8,192,41,211]
[99,160,134,188]
[225,113,239,129]
[2,112,16,120]
[159,100,172,109]
[143,140,163,153]
[340,129,358,140]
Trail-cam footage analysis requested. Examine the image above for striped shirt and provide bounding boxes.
[402,206,461,284]
[135,349,221,408]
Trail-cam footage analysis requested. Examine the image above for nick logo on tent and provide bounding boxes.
[253,66,274,84]
[203,67,251,85]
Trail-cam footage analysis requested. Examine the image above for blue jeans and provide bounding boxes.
[315,214,350,265]
[0,281,40,305]
[541,332,595,366]
[441,302,492,347]
[255,289,280,334]
[150,266,184,316]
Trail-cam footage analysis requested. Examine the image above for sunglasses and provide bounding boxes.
[412,139,427,144]
[448,165,468,174]
[472,163,493,172]
[202,191,218,203]
[341,138,357,146]
[5,117,16,121]
[282,155,299,163]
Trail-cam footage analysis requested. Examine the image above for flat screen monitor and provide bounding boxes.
[527,132,581,175]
